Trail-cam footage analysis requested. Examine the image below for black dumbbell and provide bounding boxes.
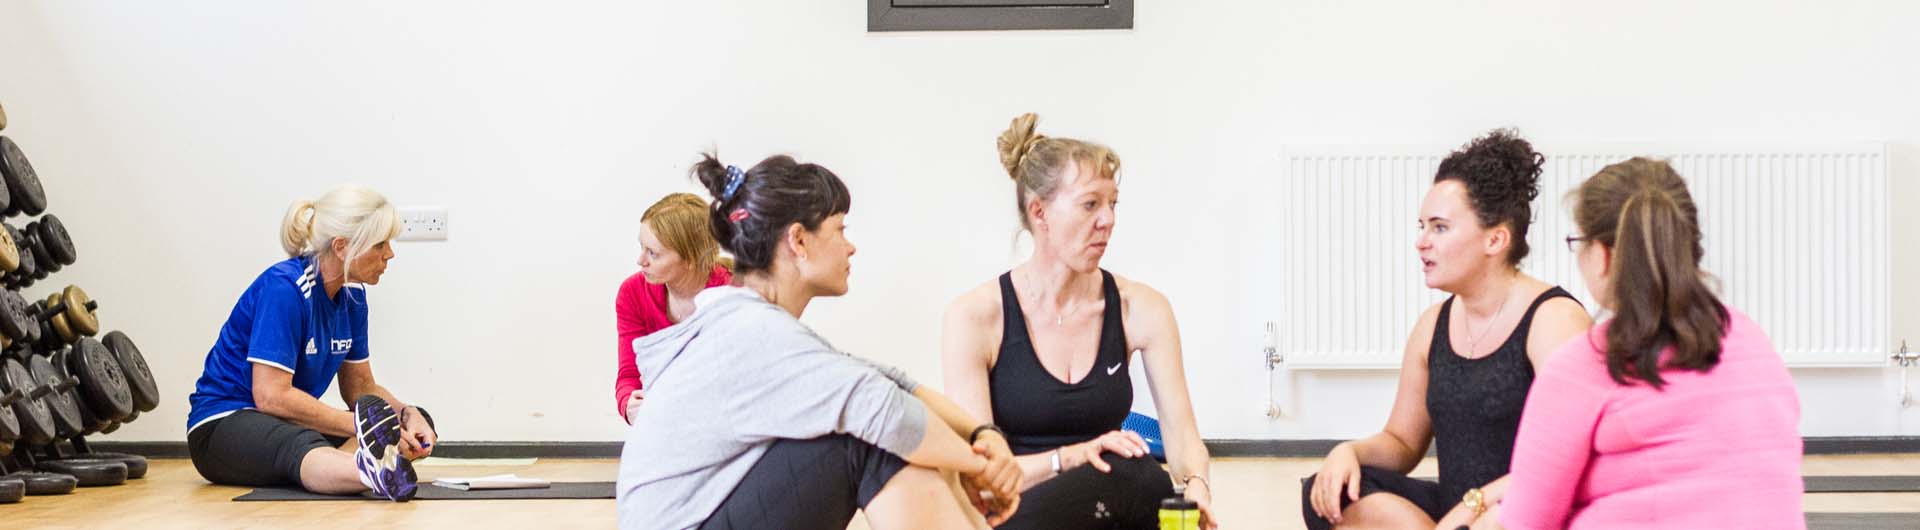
[0,355,28,445]
[30,347,132,486]
[0,353,53,447]
[6,345,127,488]
[0,349,79,496]
[0,137,47,218]
[102,331,156,414]
[30,293,153,422]
[25,350,85,447]
[57,339,131,434]
[28,215,76,272]
[0,290,40,346]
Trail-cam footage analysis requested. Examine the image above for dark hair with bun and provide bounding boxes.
[692,152,852,275]
[1434,128,1545,267]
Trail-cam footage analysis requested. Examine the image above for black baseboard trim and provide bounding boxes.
[1802,436,1920,455]
[82,436,1920,460]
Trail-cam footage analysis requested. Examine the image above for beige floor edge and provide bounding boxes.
[8,455,1916,529]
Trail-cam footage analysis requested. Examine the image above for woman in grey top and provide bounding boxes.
[616,153,1022,530]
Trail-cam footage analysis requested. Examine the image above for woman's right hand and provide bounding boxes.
[1063,430,1151,473]
[1310,442,1363,525]
[623,390,644,423]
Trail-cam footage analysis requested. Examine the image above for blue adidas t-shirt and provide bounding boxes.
[187,256,371,432]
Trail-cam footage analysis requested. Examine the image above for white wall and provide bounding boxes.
[1,0,1915,443]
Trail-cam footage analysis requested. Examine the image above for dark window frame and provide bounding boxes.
[867,0,1134,32]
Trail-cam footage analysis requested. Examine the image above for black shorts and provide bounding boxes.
[697,434,909,530]
[187,407,434,488]
[997,453,1175,530]
[1299,466,1454,530]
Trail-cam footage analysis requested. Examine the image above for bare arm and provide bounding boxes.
[940,285,1000,425]
[899,411,990,473]
[337,360,409,415]
[1125,284,1210,485]
[253,364,355,437]
[1524,298,1593,372]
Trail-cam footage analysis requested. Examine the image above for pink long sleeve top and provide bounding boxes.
[1500,307,1804,530]
[613,265,732,423]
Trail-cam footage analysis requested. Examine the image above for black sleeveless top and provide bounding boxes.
[989,270,1133,455]
[1426,286,1576,500]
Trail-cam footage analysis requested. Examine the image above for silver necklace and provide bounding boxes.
[1463,287,1513,356]
[1026,272,1081,326]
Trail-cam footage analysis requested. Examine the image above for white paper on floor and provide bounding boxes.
[413,457,539,466]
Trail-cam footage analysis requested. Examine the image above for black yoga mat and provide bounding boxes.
[1804,475,1920,493]
[233,481,614,501]
[1806,512,1920,530]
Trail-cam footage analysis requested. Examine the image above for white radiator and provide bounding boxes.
[1267,145,1889,368]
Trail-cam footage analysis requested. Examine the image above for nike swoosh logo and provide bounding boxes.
[1106,363,1123,375]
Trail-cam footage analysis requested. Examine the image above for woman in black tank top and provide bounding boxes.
[1303,131,1592,530]
[942,114,1219,530]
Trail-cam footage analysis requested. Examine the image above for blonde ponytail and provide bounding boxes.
[280,200,317,257]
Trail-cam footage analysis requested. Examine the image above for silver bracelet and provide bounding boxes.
[1183,474,1211,492]
[1050,449,1063,474]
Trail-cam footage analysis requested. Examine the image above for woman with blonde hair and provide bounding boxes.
[186,185,436,502]
[940,113,1218,530]
[613,192,734,424]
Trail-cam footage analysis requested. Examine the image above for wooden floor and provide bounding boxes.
[8,455,1919,529]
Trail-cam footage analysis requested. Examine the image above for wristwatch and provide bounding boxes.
[1461,487,1487,515]
[969,424,1004,444]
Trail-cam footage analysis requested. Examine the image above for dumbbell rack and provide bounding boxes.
[0,99,162,503]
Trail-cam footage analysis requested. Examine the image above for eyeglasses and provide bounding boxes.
[1565,234,1587,253]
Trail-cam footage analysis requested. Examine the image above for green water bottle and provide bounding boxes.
[1158,486,1201,530]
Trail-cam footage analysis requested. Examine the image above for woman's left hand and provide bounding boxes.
[1185,477,1221,530]
[398,407,437,460]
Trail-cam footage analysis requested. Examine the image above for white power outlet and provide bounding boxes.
[397,207,449,241]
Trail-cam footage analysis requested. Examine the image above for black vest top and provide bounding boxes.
[989,270,1134,455]
[1426,286,1576,500]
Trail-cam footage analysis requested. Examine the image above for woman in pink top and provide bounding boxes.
[614,193,733,424]
[1494,158,1803,529]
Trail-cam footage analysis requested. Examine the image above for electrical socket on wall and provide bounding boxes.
[397,207,448,241]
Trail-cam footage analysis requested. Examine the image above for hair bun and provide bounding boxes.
[996,113,1046,180]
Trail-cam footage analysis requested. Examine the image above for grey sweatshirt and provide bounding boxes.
[615,287,930,530]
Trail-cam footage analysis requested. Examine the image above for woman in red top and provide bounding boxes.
[615,193,733,424]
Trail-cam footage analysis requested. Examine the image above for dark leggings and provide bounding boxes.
[697,434,908,530]
[1299,466,1453,530]
[187,407,435,488]
[998,453,1175,530]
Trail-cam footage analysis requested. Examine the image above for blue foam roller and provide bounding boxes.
[1122,412,1167,462]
